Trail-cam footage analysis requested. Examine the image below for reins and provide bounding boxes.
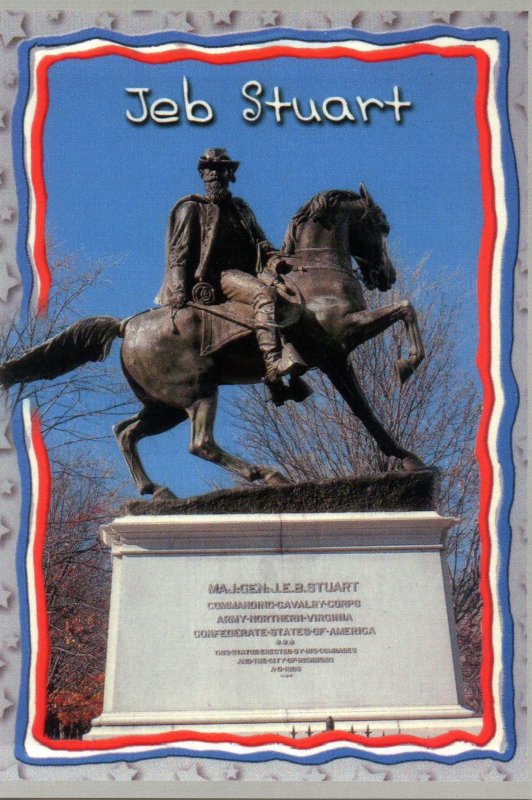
[284,249,367,283]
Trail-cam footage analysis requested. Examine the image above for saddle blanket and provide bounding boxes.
[199,301,254,357]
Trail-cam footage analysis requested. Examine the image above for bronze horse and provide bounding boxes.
[0,186,426,498]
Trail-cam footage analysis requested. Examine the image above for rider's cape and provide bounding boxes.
[154,194,275,306]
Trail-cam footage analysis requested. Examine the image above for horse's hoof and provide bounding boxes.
[266,379,289,407]
[288,375,313,403]
[401,455,426,472]
[152,486,178,501]
[397,358,414,385]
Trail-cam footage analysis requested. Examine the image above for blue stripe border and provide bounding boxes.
[12,403,32,762]
[11,24,518,767]
[493,28,519,763]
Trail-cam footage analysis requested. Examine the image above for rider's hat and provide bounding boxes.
[198,148,240,173]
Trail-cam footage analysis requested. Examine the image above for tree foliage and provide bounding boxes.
[42,453,120,738]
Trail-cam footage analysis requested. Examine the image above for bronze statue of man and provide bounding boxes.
[155,148,307,388]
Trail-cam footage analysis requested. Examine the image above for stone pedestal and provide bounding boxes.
[85,511,481,739]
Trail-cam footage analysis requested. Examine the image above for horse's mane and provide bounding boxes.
[281,190,359,255]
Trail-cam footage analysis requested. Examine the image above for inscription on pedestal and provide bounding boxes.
[195,580,376,678]
[100,517,465,718]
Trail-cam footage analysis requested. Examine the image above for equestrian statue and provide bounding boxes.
[0,148,426,499]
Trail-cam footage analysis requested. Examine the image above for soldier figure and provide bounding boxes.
[155,148,308,395]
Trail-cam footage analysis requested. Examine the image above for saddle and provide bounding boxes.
[194,297,301,357]
[199,300,254,356]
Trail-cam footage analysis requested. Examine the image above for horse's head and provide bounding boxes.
[349,184,397,292]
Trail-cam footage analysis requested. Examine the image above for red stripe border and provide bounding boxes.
[26,39,497,754]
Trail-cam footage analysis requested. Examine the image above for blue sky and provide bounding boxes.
[42,45,482,497]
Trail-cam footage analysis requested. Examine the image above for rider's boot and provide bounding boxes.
[253,290,307,385]
[278,333,313,402]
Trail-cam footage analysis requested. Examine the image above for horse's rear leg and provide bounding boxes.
[187,392,289,485]
[114,406,186,498]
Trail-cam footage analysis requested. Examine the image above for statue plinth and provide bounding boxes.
[85,485,481,739]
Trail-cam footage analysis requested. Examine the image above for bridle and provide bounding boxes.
[350,202,393,289]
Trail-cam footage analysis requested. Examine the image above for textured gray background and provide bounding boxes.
[0,7,527,796]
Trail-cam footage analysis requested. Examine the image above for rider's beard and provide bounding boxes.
[204,180,231,203]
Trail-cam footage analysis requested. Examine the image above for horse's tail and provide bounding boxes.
[0,315,124,389]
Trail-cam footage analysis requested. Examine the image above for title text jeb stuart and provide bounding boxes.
[124,77,412,126]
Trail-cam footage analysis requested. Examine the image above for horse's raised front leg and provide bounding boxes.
[322,354,426,471]
[187,391,289,485]
[114,405,186,499]
[346,300,425,384]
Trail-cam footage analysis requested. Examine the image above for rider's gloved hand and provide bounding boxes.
[259,269,282,288]
[260,268,297,298]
